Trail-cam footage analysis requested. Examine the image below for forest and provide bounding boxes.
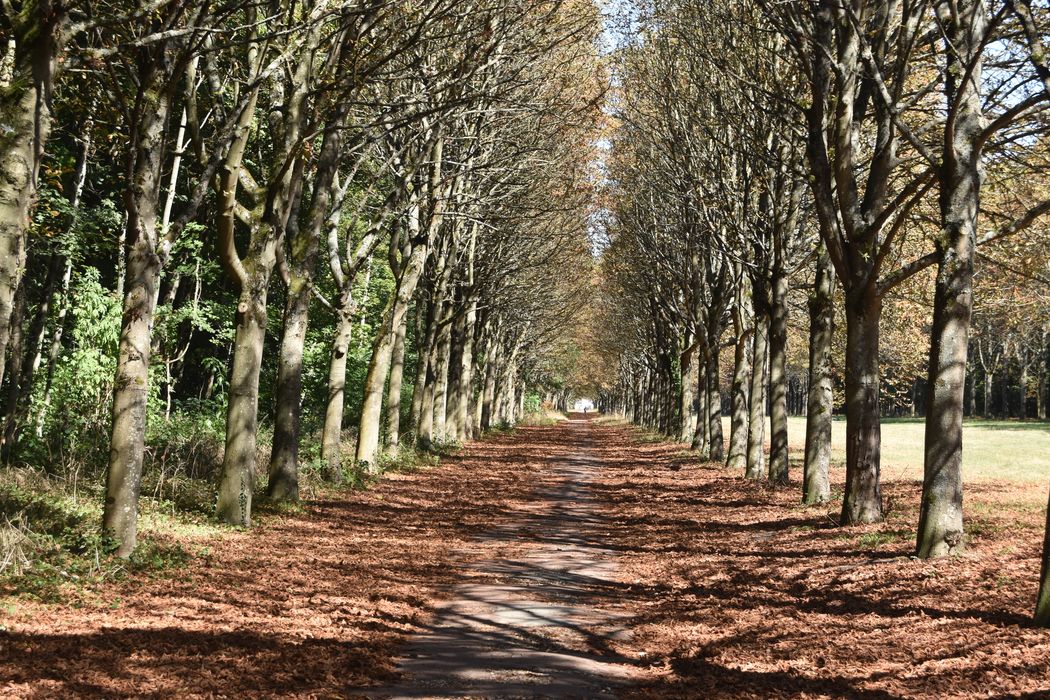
[2,0,1050,697]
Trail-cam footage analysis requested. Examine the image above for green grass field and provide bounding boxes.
[776,416,1050,484]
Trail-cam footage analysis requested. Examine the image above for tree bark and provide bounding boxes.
[217,271,271,526]
[841,286,884,524]
[0,9,65,396]
[266,275,310,501]
[1036,485,1050,625]
[268,109,344,500]
[356,233,428,471]
[384,311,409,454]
[1021,364,1030,420]
[745,304,769,479]
[727,308,750,471]
[0,281,27,459]
[102,66,173,555]
[803,248,835,504]
[432,318,452,442]
[1,256,60,459]
[707,338,724,461]
[680,340,695,443]
[692,349,709,452]
[104,237,162,555]
[916,0,986,557]
[321,312,353,481]
[451,301,477,442]
[984,370,993,418]
[480,324,500,431]
[0,102,42,393]
[768,265,789,484]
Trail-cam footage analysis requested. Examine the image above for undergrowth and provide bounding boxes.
[0,475,195,605]
[0,412,497,602]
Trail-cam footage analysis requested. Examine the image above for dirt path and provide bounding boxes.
[371,418,638,698]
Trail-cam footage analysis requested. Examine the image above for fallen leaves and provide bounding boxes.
[589,424,1050,699]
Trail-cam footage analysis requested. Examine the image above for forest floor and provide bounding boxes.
[1,416,1049,698]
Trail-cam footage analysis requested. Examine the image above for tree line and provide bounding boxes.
[0,0,601,557]
[591,0,1050,623]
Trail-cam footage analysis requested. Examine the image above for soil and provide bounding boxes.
[1,416,1049,698]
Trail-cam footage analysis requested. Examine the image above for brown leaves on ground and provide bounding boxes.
[588,423,1050,699]
[0,429,556,698]
[1,419,1048,698]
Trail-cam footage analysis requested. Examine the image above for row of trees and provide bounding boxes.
[592,0,1050,622]
[0,0,601,556]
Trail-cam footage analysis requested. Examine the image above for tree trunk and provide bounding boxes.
[1043,333,1050,421]
[432,318,452,442]
[916,0,986,556]
[916,229,972,554]
[967,361,977,418]
[480,327,500,431]
[321,312,353,481]
[409,299,434,435]
[444,313,463,442]
[692,350,708,452]
[768,266,790,484]
[217,274,271,527]
[1040,373,1047,421]
[0,73,53,396]
[1002,371,1010,418]
[416,331,439,448]
[267,108,343,499]
[707,339,724,461]
[984,371,993,419]
[1022,366,1030,420]
[0,6,69,389]
[680,342,695,443]
[0,281,27,463]
[102,72,171,556]
[745,307,769,479]
[841,286,884,525]
[266,276,311,501]
[1036,485,1050,625]
[803,248,835,505]
[2,256,59,458]
[452,301,477,442]
[727,313,750,471]
[36,256,73,437]
[356,239,428,471]
[103,240,162,555]
[384,311,408,454]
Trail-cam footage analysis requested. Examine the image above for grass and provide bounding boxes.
[780,416,1050,484]
[519,409,569,427]
[0,473,205,605]
[707,416,1050,484]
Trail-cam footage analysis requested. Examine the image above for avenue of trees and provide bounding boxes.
[591,0,1050,623]
[7,0,1050,633]
[0,0,600,554]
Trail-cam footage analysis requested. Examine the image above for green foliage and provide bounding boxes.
[141,412,227,514]
[858,529,911,548]
[523,392,542,415]
[22,267,121,473]
[376,446,440,475]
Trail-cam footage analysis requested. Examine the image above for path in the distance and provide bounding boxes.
[372,417,639,699]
